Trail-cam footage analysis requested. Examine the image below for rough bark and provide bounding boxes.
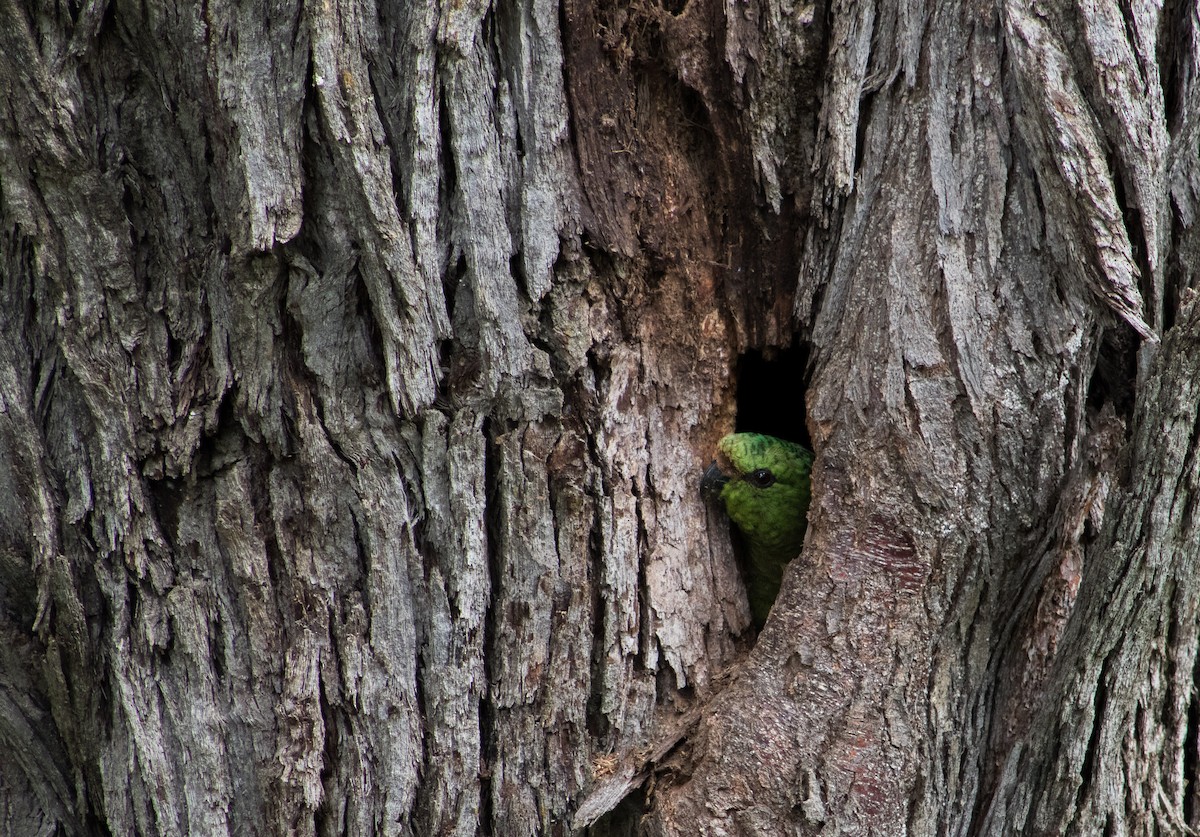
[643,0,1186,832]
[979,5,1200,831]
[0,0,1198,836]
[0,0,804,834]
[978,291,1200,836]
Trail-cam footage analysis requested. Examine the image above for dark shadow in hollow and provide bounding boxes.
[734,341,811,449]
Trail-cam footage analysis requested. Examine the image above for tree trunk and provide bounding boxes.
[0,0,1196,835]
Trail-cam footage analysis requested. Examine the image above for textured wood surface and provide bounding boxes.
[1,0,1198,835]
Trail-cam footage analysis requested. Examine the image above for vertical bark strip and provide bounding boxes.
[980,293,1200,835]
[981,4,1200,828]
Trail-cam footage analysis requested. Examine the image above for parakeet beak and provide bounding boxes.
[700,461,729,497]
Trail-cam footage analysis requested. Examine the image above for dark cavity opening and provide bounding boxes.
[734,341,811,450]
[1183,650,1200,826]
[1086,328,1137,419]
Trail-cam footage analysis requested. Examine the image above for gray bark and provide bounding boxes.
[980,5,1200,829]
[0,0,1197,836]
[645,0,1196,833]
[979,292,1200,836]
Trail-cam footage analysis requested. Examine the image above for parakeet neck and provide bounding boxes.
[743,535,803,627]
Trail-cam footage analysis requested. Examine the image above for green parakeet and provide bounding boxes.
[702,433,813,627]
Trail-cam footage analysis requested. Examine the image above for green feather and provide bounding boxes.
[705,433,813,627]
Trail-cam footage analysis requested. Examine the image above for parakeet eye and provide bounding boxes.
[748,468,775,488]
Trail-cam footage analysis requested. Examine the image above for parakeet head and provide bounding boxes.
[702,432,813,566]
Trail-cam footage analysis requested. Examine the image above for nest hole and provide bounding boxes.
[734,342,811,450]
